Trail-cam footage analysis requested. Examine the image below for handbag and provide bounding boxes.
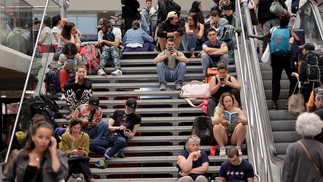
[298,141,323,178]
[261,45,271,65]
[270,0,288,16]
[180,80,211,100]
[288,79,305,116]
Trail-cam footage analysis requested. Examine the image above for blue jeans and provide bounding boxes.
[89,134,127,158]
[124,42,155,52]
[201,53,229,75]
[156,61,186,85]
[82,120,108,141]
[187,35,197,51]
[100,45,121,69]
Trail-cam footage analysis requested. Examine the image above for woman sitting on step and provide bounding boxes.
[212,92,247,157]
[61,118,94,182]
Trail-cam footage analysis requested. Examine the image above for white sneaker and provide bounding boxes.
[111,69,122,76]
[97,68,106,76]
[219,146,226,157]
[236,146,242,155]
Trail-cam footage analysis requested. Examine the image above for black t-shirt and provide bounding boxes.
[23,165,43,182]
[219,159,254,181]
[110,110,141,137]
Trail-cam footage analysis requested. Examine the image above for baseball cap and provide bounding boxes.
[166,11,177,20]
[126,98,137,112]
[89,97,100,109]
[97,18,109,28]
[299,43,315,51]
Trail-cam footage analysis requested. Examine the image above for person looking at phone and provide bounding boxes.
[64,64,93,119]
[208,62,241,116]
[212,92,247,157]
[177,135,209,182]
[200,28,229,75]
[73,96,108,142]
[61,118,93,182]
[90,98,141,169]
[153,37,189,91]
[3,121,68,182]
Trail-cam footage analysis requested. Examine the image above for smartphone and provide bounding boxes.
[167,47,173,51]
[78,147,84,151]
[220,77,224,81]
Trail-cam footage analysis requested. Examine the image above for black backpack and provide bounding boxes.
[191,116,215,145]
[305,51,320,83]
[30,95,61,129]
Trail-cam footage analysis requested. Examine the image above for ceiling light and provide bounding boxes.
[1,95,7,98]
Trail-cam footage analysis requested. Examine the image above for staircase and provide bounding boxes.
[56,51,242,181]
[260,62,301,160]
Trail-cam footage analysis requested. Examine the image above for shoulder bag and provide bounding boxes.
[298,141,323,178]
[288,78,305,116]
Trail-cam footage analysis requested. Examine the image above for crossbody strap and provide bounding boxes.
[298,141,323,177]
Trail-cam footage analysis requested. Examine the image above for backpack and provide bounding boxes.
[305,51,320,82]
[44,69,60,94]
[31,95,61,129]
[110,13,125,35]
[269,26,291,55]
[312,49,323,80]
[191,116,215,145]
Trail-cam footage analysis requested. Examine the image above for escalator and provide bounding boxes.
[236,0,323,181]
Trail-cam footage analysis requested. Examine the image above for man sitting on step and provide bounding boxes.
[90,98,141,169]
[73,96,108,141]
[97,18,123,76]
[218,146,254,182]
[177,135,209,182]
[153,37,189,91]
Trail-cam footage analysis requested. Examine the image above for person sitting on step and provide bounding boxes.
[177,135,209,182]
[90,98,141,169]
[97,18,123,76]
[64,64,93,119]
[61,118,94,182]
[120,20,156,52]
[57,42,85,93]
[218,146,255,182]
[212,92,247,157]
[73,96,108,142]
[207,62,241,116]
[153,37,189,91]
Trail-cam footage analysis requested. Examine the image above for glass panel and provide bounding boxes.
[2,0,62,165]
[298,3,323,49]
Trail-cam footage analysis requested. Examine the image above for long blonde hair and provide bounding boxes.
[217,92,235,114]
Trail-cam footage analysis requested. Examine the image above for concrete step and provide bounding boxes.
[92,90,182,98]
[128,135,188,143]
[117,58,202,66]
[121,51,202,59]
[91,166,220,176]
[57,99,201,107]
[56,116,197,125]
[59,107,204,115]
[271,120,296,131]
[94,178,178,182]
[260,62,272,71]
[86,73,205,82]
[272,131,301,143]
[89,155,248,164]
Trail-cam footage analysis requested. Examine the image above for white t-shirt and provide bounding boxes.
[40,26,52,46]
[51,26,62,45]
[97,27,122,41]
